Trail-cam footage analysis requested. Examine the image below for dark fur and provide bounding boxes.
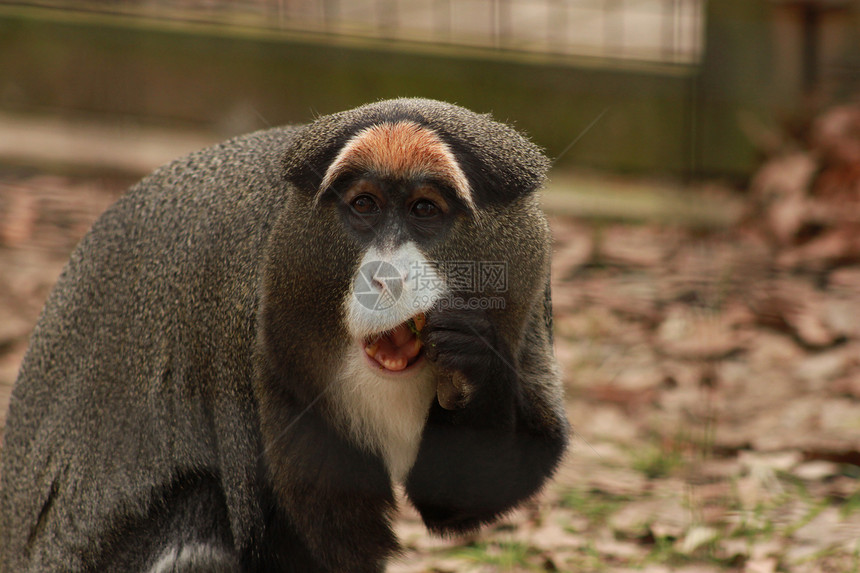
[0,99,569,572]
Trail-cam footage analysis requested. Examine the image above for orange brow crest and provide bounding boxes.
[319,121,474,211]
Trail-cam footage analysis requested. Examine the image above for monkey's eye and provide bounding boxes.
[350,194,380,215]
[410,199,440,219]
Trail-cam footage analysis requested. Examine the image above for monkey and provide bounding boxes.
[0,98,569,572]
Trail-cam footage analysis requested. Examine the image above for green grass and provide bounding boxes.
[560,488,630,526]
[841,489,860,518]
[450,541,540,571]
[631,444,685,480]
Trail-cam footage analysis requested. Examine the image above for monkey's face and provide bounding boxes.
[327,176,451,373]
[265,102,550,390]
[318,121,473,376]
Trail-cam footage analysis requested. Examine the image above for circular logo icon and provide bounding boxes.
[354,260,403,311]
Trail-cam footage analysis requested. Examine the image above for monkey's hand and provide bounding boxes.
[422,307,519,426]
[407,305,567,535]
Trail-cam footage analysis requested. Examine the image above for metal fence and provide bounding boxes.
[275,0,705,64]
[61,0,706,64]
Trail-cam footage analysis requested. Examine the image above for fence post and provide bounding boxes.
[696,0,774,178]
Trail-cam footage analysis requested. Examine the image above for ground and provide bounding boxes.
[1,165,859,572]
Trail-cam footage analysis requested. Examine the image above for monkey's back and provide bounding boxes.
[0,126,299,570]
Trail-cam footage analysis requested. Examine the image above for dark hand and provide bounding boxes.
[422,307,518,424]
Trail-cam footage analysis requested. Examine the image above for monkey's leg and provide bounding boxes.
[93,473,240,573]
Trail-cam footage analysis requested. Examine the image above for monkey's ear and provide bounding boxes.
[428,119,550,207]
[281,102,396,195]
[440,134,549,207]
[282,124,354,195]
[400,100,550,206]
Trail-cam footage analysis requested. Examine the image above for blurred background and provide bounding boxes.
[1,1,860,571]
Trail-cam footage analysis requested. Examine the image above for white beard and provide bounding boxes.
[331,240,447,482]
[332,346,437,483]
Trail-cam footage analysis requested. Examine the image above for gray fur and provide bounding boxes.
[0,126,287,570]
[0,99,568,572]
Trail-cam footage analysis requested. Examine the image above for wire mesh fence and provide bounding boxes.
[47,0,706,64]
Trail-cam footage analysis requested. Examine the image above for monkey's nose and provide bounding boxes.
[367,259,408,291]
[371,274,397,293]
[355,260,408,308]
[371,270,407,294]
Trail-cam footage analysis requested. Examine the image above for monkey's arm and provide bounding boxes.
[405,297,569,534]
[255,362,399,572]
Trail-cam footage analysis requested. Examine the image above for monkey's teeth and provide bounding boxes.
[365,341,380,358]
[363,317,425,372]
[378,355,407,371]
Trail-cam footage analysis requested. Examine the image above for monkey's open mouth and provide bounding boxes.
[362,313,426,372]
